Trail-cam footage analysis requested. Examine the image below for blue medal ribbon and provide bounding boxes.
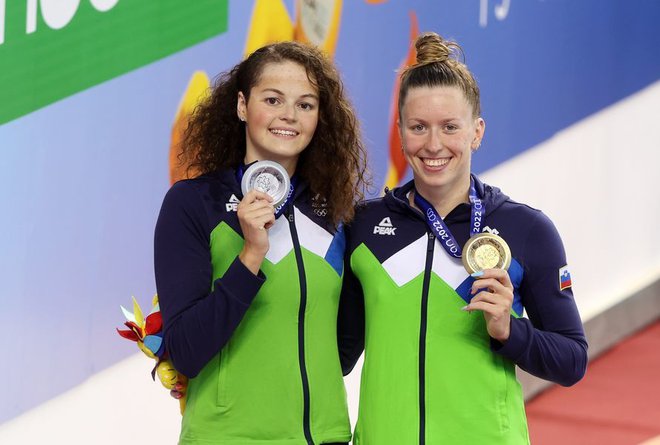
[236,163,296,218]
[273,179,295,218]
[413,176,485,258]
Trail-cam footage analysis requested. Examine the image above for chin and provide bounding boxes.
[416,170,450,183]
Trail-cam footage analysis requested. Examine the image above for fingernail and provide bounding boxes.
[471,271,484,278]
[461,305,470,311]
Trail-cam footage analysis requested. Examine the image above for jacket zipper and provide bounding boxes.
[288,208,314,445]
[419,232,435,445]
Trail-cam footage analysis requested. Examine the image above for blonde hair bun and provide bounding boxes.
[414,32,461,67]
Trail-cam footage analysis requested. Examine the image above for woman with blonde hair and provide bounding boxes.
[339,32,587,444]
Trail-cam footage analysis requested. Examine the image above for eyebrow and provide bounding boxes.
[405,116,463,123]
[260,88,319,101]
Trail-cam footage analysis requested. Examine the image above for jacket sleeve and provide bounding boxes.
[154,181,265,378]
[492,211,588,386]
[337,226,365,376]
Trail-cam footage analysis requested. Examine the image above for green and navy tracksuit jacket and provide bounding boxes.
[155,169,351,445]
[338,175,588,445]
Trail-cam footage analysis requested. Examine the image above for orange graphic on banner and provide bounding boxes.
[293,0,343,56]
[244,0,295,56]
[245,0,343,57]
[384,11,419,192]
[169,71,210,184]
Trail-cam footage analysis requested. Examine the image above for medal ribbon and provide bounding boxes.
[237,163,296,218]
[273,179,295,218]
[413,176,485,258]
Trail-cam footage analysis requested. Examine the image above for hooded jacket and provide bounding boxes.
[338,175,588,445]
[155,169,351,445]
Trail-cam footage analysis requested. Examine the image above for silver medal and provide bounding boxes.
[240,160,291,208]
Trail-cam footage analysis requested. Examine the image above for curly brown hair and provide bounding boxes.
[180,41,369,225]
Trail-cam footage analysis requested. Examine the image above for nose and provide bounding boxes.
[279,102,297,122]
[428,128,443,152]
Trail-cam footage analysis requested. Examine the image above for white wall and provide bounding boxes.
[481,80,660,321]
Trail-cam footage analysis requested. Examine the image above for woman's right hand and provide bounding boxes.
[237,190,275,275]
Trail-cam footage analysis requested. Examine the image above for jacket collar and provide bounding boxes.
[384,173,509,223]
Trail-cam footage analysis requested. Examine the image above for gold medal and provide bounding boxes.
[462,233,511,274]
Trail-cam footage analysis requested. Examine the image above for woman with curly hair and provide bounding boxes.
[155,41,369,444]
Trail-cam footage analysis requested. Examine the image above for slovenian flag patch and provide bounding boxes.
[559,265,572,290]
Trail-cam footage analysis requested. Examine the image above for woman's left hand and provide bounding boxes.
[463,269,514,343]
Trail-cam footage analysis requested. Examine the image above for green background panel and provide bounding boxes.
[0,0,228,124]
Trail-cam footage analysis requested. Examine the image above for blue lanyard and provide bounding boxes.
[273,180,295,218]
[413,177,484,258]
[236,164,296,218]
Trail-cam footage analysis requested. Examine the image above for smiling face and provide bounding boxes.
[237,61,319,175]
[400,85,485,209]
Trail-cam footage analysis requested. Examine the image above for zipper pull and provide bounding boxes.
[427,232,435,251]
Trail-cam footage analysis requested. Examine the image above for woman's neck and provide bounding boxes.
[412,177,471,218]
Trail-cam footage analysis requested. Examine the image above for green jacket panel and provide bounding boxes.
[350,244,528,445]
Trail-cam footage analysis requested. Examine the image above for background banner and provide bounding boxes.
[1,1,659,442]
[0,0,229,125]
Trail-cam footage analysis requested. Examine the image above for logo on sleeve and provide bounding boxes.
[373,217,396,235]
[559,265,572,290]
[226,194,240,212]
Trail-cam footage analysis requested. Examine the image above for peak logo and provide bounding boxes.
[373,217,396,235]
[225,194,239,212]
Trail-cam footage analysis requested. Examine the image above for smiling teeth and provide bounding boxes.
[271,129,297,136]
[424,158,449,167]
